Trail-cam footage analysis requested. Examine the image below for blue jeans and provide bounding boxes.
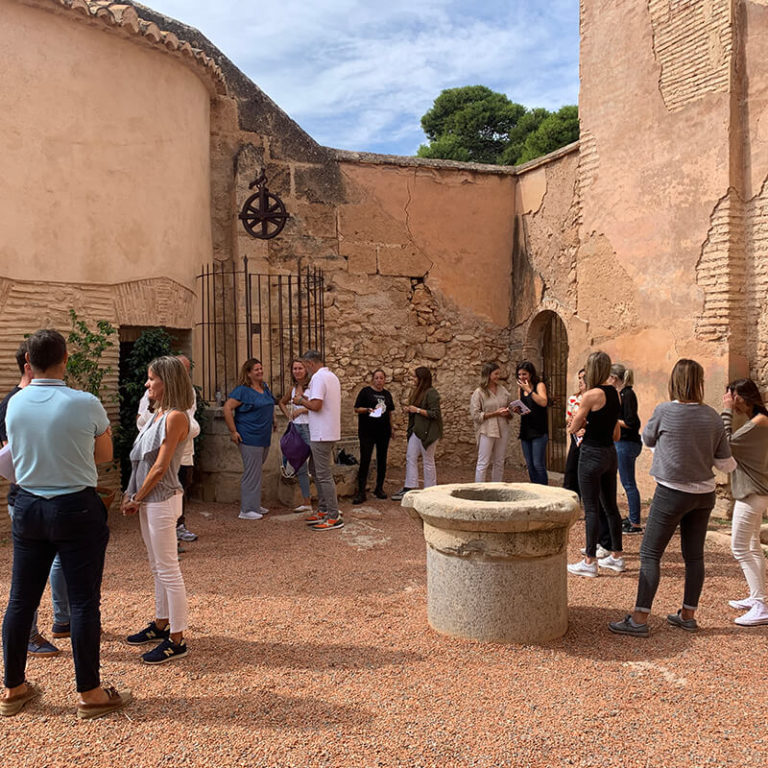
[615,440,642,525]
[3,488,108,692]
[520,434,549,485]
[8,504,71,639]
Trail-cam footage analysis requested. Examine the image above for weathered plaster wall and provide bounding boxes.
[0,1,213,288]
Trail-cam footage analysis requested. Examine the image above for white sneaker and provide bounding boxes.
[259,506,269,515]
[580,545,610,558]
[728,597,758,611]
[734,601,768,626]
[567,559,598,578]
[238,510,263,520]
[293,505,312,513]
[598,554,626,573]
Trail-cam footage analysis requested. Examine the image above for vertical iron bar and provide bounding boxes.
[297,265,303,355]
[319,273,325,359]
[313,267,319,350]
[211,262,219,397]
[244,256,252,360]
[257,274,263,363]
[288,274,294,377]
[277,274,284,395]
[267,275,273,387]
[306,266,311,351]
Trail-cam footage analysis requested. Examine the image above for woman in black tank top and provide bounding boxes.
[567,351,624,578]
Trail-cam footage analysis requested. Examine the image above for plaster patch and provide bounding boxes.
[517,167,547,214]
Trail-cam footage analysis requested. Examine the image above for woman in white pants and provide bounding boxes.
[470,362,511,482]
[122,356,194,664]
[391,367,442,501]
[722,378,768,626]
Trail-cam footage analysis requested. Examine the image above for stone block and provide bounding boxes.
[291,201,338,240]
[421,342,446,361]
[378,245,433,277]
[340,241,378,275]
[294,163,346,205]
[338,205,409,245]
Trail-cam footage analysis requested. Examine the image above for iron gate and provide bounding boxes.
[196,259,325,400]
[541,312,569,473]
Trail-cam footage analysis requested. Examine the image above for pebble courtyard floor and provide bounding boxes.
[0,469,766,768]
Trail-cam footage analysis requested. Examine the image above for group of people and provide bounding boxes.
[559,352,768,638]
[1,328,766,721]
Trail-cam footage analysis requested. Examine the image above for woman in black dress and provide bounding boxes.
[353,369,395,504]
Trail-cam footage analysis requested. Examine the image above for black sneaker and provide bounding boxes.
[126,621,171,646]
[608,615,650,638]
[666,609,699,632]
[51,622,71,639]
[141,638,188,664]
[352,493,366,505]
[373,488,387,499]
[390,487,414,502]
[621,518,643,534]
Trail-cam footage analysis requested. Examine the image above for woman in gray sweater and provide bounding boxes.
[722,379,768,626]
[609,359,736,637]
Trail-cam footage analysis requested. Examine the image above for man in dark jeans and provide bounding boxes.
[1,329,130,719]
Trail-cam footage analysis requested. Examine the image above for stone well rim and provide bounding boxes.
[401,482,580,533]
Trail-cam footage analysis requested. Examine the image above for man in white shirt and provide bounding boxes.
[293,350,343,531]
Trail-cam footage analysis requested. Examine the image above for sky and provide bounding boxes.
[137,0,580,157]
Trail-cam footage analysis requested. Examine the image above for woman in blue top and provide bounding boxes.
[223,358,276,520]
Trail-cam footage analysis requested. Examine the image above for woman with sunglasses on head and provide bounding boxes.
[721,379,768,626]
[278,359,313,514]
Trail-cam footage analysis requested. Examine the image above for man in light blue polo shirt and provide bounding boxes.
[1,329,130,720]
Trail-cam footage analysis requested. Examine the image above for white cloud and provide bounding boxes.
[137,0,579,155]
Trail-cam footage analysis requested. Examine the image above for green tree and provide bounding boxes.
[417,86,578,166]
[417,86,526,164]
[65,309,116,398]
[516,105,580,164]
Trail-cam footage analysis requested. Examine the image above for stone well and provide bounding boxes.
[402,482,580,644]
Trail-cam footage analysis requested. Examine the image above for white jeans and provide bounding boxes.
[140,493,188,633]
[731,494,768,602]
[405,433,438,489]
[474,433,509,482]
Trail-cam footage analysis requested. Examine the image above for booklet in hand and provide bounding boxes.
[508,399,531,416]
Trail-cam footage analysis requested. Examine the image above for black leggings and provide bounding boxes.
[357,431,390,493]
[578,443,622,557]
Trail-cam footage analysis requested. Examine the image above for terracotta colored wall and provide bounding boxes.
[0,2,213,288]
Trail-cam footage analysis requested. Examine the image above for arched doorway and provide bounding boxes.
[525,311,569,473]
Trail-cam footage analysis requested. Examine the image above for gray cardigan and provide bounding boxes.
[721,410,768,499]
[642,401,731,485]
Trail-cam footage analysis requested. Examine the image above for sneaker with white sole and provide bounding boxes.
[141,638,188,664]
[293,505,312,514]
[238,510,263,520]
[729,597,758,611]
[734,601,768,626]
[176,523,198,542]
[580,545,610,559]
[567,559,598,578]
[259,506,269,515]
[598,554,626,573]
[311,518,344,531]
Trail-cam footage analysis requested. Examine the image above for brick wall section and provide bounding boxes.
[648,0,733,111]
[695,189,746,344]
[745,176,768,388]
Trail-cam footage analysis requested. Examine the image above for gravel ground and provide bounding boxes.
[0,467,766,768]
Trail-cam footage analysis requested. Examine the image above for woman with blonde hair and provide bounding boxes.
[609,359,735,637]
[609,363,644,534]
[470,362,511,482]
[391,367,442,501]
[278,359,312,513]
[122,356,195,663]
[722,378,768,626]
[567,351,624,578]
[223,358,276,520]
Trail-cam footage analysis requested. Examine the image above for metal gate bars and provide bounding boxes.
[196,259,325,401]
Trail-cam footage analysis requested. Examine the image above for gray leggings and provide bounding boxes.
[239,443,269,512]
[634,484,715,613]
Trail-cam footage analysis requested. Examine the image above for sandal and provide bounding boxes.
[0,681,42,717]
[76,685,132,720]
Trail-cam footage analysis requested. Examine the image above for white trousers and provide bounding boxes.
[140,493,188,633]
[731,494,768,602]
[474,433,509,483]
[405,433,438,489]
